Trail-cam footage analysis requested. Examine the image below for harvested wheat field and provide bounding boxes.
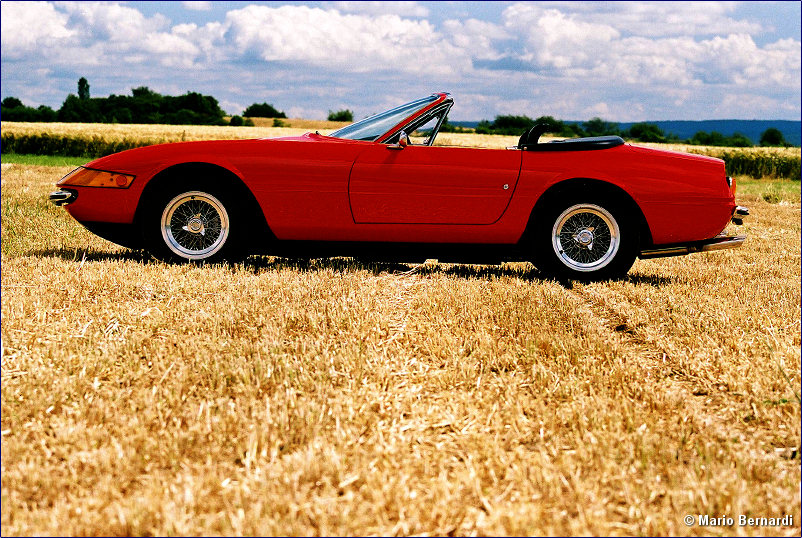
[1,158,800,535]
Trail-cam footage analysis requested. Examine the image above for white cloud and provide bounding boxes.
[224,5,469,75]
[505,1,762,38]
[57,1,170,40]
[286,106,327,120]
[182,1,212,11]
[442,18,511,60]
[331,1,429,18]
[501,5,620,71]
[495,3,800,93]
[0,1,75,57]
[0,1,798,122]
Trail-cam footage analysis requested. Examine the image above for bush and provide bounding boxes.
[473,115,593,138]
[689,130,753,147]
[760,127,787,147]
[623,123,667,143]
[327,109,354,122]
[243,102,286,118]
[229,115,244,126]
[583,117,620,137]
[272,118,286,127]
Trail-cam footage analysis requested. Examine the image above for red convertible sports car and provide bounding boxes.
[50,92,748,280]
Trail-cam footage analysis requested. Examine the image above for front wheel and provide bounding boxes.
[535,198,638,281]
[142,181,243,263]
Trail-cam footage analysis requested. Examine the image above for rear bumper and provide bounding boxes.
[640,234,746,259]
[640,205,748,259]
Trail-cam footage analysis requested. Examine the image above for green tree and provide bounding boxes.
[583,117,619,137]
[327,109,354,122]
[492,115,536,135]
[2,97,24,108]
[78,77,90,100]
[229,115,244,126]
[727,132,753,147]
[759,127,787,147]
[58,94,102,122]
[1,97,58,122]
[243,102,286,118]
[36,105,58,122]
[624,123,667,143]
[689,130,753,147]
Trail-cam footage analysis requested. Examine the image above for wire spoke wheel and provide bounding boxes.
[552,203,620,272]
[161,191,229,260]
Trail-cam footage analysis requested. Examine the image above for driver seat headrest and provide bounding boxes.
[518,122,552,148]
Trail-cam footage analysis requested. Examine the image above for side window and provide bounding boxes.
[409,114,443,145]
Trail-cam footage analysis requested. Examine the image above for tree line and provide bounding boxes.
[0,78,294,126]
[0,78,793,146]
[462,114,790,147]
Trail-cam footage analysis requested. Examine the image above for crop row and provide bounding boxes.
[2,122,800,179]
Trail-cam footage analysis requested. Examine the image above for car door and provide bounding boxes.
[348,144,522,224]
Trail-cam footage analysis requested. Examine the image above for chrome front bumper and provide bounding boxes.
[49,190,77,206]
[731,205,749,225]
[640,205,748,259]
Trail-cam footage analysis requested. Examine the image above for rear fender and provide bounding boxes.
[519,177,653,249]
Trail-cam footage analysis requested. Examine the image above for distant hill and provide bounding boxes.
[450,119,801,146]
[616,120,800,146]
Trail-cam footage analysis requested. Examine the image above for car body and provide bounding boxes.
[50,92,748,280]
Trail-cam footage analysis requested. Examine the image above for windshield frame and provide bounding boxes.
[327,93,450,143]
[385,101,453,147]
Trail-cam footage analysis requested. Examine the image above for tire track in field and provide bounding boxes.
[560,283,790,459]
[563,284,706,389]
[376,272,422,346]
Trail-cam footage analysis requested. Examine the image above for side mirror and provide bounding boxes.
[388,130,408,150]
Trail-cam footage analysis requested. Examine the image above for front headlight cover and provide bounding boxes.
[59,167,135,188]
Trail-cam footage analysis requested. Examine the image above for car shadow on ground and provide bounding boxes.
[242,255,547,281]
[22,248,675,287]
[27,247,155,263]
[241,256,676,287]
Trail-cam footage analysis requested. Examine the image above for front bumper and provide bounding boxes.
[49,189,78,206]
[640,205,749,259]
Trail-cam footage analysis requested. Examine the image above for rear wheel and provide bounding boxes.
[142,179,244,263]
[535,196,638,281]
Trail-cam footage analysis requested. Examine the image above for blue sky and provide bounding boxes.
[2,1,800,121]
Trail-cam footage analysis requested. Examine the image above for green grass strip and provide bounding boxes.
[1,153,92,167]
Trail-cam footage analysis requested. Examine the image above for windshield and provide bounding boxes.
[328,95,440,142]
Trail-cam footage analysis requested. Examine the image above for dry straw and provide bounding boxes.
[1,154,800,534]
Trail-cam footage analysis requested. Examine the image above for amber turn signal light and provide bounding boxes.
[59,167,135,188]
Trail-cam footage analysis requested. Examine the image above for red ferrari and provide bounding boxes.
[50,92,748,280]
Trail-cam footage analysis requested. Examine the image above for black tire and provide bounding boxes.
[534,194,638,281]
[141,178,245,263]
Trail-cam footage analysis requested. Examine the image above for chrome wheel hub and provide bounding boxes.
[574,228,594,247]
[552,204,620,272]
[185,216,205,234]
[161,191,229,260]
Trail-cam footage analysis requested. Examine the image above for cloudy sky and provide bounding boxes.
[1,1,800,121]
